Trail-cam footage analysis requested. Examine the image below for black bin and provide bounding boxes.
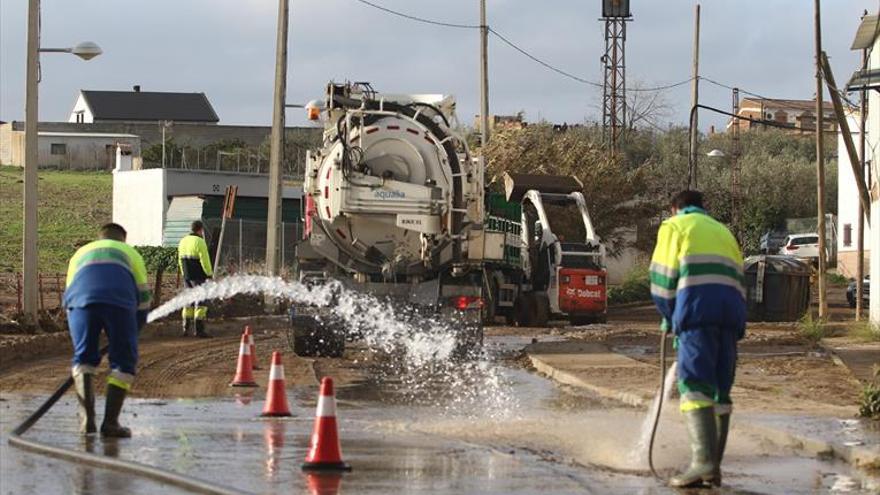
[743,255,811,322]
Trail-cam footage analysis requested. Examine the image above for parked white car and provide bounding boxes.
[780,233,822,259]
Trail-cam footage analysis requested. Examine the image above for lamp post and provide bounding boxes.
[23,0,102,322]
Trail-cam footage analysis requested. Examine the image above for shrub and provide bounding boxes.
[798,312,825,343]
[135,246,178,306]
[608,264,651,305]
[859,365,880,420]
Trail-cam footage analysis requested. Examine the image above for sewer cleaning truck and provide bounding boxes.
[291,82,606,357]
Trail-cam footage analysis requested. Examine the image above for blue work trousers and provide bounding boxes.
[67,303,139,378]
[676,325,738,413]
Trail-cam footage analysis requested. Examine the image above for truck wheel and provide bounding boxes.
[452,323,484,360]
[290,315,345,357]
[531,293,550,327]
[514,294,534,327]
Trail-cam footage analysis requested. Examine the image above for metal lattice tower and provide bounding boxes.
[601,11,631,154]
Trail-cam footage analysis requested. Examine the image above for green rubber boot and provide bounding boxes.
[669,407,719,488]
[100,384,132,438]
[713,413,731,487]
[73,372,96,435]
[195,320,213,339]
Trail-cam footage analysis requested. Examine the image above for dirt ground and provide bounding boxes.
[0,284,874,419]
[0,316,363,398]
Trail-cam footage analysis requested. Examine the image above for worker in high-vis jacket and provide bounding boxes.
[649,190,746,488]
[64,223,151,437]
[178,220,213,338]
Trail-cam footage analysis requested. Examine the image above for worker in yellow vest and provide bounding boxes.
[650,190,746,488]
[178,220,213,338]
[64,223,151,437]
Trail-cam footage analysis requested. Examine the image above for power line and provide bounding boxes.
[351,0,693,93]
[352,0,479,29]
[487,27,602,87]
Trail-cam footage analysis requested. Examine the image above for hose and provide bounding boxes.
[647,332,669,480]
[7,347,249,495]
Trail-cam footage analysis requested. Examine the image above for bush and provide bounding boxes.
[850,321,880,343]
[826,272,850,286]
[608,264,651,305]
[859,366,880,420]
[135,246,178,306]
[798,312,826,343]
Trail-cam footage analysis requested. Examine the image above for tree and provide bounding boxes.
[135,246,177,307]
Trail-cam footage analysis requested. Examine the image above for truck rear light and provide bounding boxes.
[787,245,798,251]
[452,296,483,310]
[561,275,571,284]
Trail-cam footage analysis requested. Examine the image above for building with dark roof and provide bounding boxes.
[68,86,219,124]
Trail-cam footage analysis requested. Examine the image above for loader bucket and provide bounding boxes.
[503,172,583,202]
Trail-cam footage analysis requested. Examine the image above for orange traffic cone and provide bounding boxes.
[230,333,258,387]
[245,326,261,370]
[302,377,351,471]
[306,473,343,495]
[261,351,292,417]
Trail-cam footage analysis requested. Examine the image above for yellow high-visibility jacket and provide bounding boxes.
[649,207,746,337]
[64,239,151,314]
[178,234,213,282]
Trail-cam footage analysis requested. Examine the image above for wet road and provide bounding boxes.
[1,336,878,494]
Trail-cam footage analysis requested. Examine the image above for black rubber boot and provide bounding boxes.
[100,384,132,438]
[714,413,731,487]
[669,407,719,488]
[195,320,213,339]
[73,372,96,435]
[182,318,192,337]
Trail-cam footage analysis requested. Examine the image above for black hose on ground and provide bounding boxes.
[647,332,668,480]
[7,347,249,495]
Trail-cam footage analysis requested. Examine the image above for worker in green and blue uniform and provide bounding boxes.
[64,223,151,437]
[649,190,746,488]
[178,220,213,338]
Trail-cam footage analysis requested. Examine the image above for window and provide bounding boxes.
[843,224,852,247]
[75,112,84,123]
[50,143,67,155]
[791,236,818,246]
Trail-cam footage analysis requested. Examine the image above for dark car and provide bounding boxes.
[760,230,788,254]
[846,275,870,308]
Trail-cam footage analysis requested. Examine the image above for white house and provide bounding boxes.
[68,87,219,124]
[848,13,880,324]
[836,108,872,279]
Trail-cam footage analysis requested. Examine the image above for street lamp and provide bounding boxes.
[22,0,102,322]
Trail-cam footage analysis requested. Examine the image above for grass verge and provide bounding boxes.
[0,166,112,273]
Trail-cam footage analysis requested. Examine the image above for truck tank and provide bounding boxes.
[302,82,482,281]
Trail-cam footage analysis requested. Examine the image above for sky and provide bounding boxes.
[0,0,875,130]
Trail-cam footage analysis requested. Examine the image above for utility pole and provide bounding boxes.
[731,87,742,243]
[22,0,40,321]
[814,0,827,318]
[688,4,701,189]
[479,0,489,150]
[856,47,868,320]
[265,0,288,278]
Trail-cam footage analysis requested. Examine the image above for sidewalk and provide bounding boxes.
[526,339,880,469]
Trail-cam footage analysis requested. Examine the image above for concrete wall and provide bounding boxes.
[836,109,872,278]
[869,38,880,325]
[113,168,303,247]
[8,121,321,149]
[113,168,166,246]
[0,124,142,170]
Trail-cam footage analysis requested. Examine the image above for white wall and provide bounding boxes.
[869,38,880,325]
[836,110,872,277]
[113,168,167,246]
[68,94,93,123]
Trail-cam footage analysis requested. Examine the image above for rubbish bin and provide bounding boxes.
[743,255,811,322]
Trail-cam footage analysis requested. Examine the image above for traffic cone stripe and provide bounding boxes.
[260,351,292,417]
[269,364,284,381]
[316,395,337,418]
[230,333,258,387]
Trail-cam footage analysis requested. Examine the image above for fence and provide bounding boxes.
[4,271,183,314]
[205,218,303,276]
